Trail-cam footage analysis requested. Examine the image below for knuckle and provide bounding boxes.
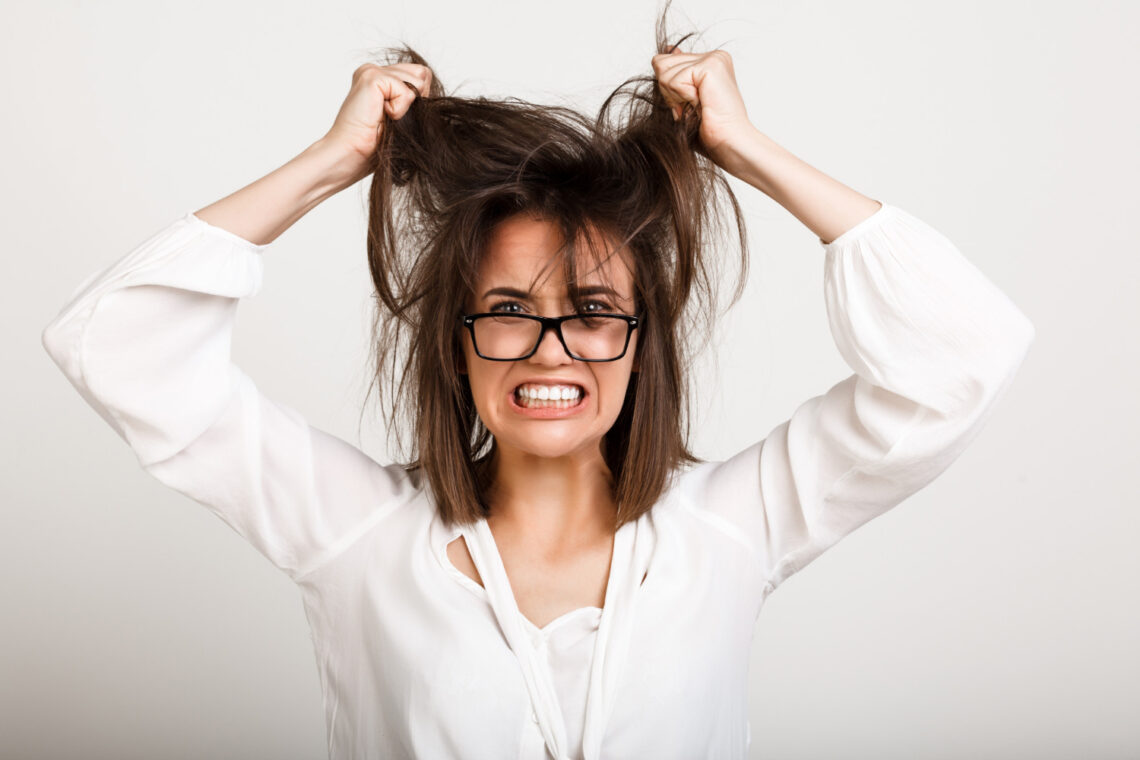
[357,64,388,83]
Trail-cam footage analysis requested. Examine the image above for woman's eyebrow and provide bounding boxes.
[482,286,530,299]
[569,285,624,300]
[480,285,626,299]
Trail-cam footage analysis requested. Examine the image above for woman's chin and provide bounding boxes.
[494,434,603,463]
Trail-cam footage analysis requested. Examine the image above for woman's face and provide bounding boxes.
[461,213,639,462]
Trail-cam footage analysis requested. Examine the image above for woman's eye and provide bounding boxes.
[579,300,612,313]
[489,300,524,313]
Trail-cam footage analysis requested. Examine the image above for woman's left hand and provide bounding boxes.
[652,48,754,168]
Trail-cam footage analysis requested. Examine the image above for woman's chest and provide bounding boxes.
[447,532,611,630]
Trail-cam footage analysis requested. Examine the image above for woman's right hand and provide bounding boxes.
[323,62,433,184]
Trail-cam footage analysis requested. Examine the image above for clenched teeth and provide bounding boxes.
[514,383,583,401]
[513,383,585,408]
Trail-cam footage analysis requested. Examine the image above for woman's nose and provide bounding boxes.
[531,323,573,364]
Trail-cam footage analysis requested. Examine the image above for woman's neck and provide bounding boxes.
[484,443,617,557]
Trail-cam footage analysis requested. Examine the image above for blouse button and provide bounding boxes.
[530,710,539,724]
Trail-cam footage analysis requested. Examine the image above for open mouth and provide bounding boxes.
[511,383,587,410]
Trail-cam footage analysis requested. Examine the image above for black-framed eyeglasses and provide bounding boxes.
[458,312,641,362]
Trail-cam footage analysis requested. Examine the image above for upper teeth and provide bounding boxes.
[516,384,582,400]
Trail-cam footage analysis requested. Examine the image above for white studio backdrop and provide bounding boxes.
[3,0,1136,758]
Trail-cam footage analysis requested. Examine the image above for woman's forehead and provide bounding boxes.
[476,213,633,293]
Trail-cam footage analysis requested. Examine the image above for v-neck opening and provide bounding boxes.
[437,526,605,635]
[466,518,623,623]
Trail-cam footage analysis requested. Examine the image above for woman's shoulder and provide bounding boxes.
[663,455,728,498]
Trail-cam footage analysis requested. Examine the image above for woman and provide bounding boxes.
[41,19,1035,760]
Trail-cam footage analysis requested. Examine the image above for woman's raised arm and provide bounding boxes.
[656,49,1035,596]
[652,47,882,242]
[675,203,1035,595]
[40,64,431,584]
[194,62,432,245]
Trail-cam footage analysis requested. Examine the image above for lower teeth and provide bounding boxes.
[516,394,580,408]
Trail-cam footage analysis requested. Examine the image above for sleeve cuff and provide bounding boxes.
[183,211,273,254]
[820,201,894,250]
[116,212,268,299]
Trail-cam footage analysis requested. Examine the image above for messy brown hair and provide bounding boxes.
[360,5,749,531]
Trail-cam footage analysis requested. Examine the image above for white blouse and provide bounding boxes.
[41,201,1035,760]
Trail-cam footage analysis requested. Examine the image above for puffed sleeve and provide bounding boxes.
[41,212,420,583]
[675,202,1035,596]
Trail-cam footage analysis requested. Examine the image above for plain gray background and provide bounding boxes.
[5,0,1137,758]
